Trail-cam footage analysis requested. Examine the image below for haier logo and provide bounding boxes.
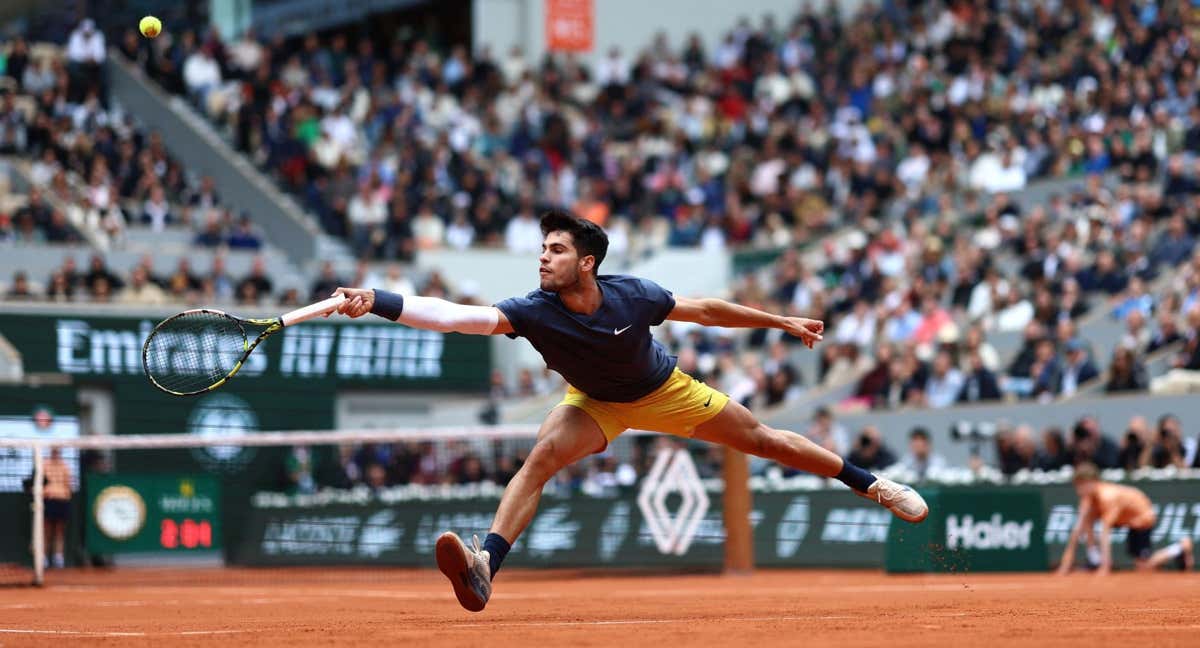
[946,514,1033,550]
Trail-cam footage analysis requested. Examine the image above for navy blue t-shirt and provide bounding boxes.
[495,275,677,402]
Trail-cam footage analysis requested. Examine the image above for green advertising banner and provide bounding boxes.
[885,488,1047,573]
[229,489,888,568]
[0,313,490,391]
[85,474,223,555]
[224,481,1200,571]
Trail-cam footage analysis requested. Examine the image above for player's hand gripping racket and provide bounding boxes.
[141,294,346,396]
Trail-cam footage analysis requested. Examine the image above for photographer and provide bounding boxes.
[996,424,1039,475]
[1037,427,1073,471]
[1070,417,1121,469]
[1150,415,1188,469]
[1117,416,1153,471]
[846,425,898,471]
[900,427,946,481]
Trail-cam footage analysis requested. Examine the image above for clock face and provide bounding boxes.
[94,486,146,541]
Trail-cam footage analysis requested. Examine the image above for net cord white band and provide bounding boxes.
[0,425,666,450]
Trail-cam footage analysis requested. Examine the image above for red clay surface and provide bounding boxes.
[0,568,1197,647]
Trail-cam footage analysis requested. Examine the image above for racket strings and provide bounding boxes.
[143,312,249,394]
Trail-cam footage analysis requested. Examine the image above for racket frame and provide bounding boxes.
[142,294,346,396]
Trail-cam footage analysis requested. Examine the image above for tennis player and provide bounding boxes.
[334,210,928,612]
[1056,462,1194,575]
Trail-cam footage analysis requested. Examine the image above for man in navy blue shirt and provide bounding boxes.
[334,210,928,612]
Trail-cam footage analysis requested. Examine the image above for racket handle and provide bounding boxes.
[280,294,347,327]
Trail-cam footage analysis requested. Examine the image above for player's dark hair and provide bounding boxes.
[540,209,608,274]
[909,427,930,441]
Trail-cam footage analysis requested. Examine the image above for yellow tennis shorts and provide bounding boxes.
[558,368,731,443]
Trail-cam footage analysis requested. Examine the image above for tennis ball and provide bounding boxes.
[139,16,162,39]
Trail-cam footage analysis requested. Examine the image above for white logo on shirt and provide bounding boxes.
[613,325,632,335]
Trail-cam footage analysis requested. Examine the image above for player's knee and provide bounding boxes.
[524,442,567,479]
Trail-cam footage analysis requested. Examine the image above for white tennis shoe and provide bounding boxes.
[436,532,493,612]
[857,476,929,523]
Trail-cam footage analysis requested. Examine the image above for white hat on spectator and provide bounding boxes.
[973,228,1001,250]
[937,322,961,345]
[883,292,904,312]
[845,230,868,250]
[1083,113,1106,133]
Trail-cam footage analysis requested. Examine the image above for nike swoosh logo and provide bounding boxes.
[614,325,632,335]
[703,394,713,407]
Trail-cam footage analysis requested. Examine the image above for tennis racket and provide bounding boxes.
[141,294,346,396]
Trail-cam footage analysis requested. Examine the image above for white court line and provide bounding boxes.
[829,582,1053,593]
[0,628,249,637]
[449,615,855,629]
[1081,625,1200,632]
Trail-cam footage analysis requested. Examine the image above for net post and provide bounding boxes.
[721,446,753,574]
[31,442,45,586]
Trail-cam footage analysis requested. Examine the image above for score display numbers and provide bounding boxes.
[160,517,214,549]
[86,474,222,555]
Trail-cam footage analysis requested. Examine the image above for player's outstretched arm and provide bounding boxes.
[333,287,514,335]
[1056,498,1092,575]
[666,296,824,348]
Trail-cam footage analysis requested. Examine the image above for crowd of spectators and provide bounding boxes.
[797,409,1200,483]
[0,25,277,255]
[278,436,652,497]
[112,1,1200,263]
[276,404,1200,495]
[0,253,487,310]
[9,2,1200,430]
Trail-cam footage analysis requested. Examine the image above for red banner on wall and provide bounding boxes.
[545,0,594,52]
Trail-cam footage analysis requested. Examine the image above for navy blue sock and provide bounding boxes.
[836,460,877,493]
[482,532,511,578]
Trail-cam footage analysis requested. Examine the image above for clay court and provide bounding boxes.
[1,568,1196,647]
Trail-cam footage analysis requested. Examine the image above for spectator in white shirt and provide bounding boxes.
[901,427,948,481]
[412,204,445,250]
[377,264,416,296]
[141,185,172,231]
[66,19,105,65]
[183,45,223,109]
[504,206,542,253]
[228,29,265,78]
[445,209,476,250]
[66,19,106,102]
[924,350,965,408]
[347,184,387,253]
[835,298,878,349]
[594,47,630,86]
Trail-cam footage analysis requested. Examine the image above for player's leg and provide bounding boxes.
[51,519,65,568]
[436,405,607,611]
[1139,536,1194,571]
[692,398,928,522]
[490,405,606,543]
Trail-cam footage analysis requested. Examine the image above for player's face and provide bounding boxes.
[539,231,582,292]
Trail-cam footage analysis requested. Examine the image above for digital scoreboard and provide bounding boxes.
[86,475,222,555]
